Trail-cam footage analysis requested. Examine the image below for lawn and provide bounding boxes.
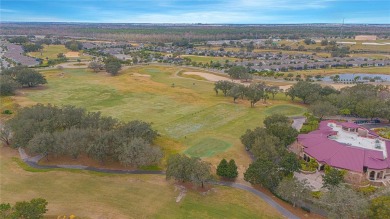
[28,45,71,59]
[0,147,283,219]
[4,65,306,169]
[28,44,92,62]
[181,55,239,63]
[184,137,232,158]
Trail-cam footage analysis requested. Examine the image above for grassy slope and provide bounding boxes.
[5,65,306,170]
[0,147,283,219]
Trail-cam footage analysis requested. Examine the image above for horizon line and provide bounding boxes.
[1,21,389,25]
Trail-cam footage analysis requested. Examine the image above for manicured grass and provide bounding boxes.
[182,55,238,63]
[28,45,71,59]
[184,137,232,158]
[0,147,283,219]
[264,104,307,116]
[4,65,306,169]
[28,45,92,62]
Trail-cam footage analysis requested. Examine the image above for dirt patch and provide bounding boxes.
[183,72,230,82]
[175,185,187,203]
[64,51,80,58]
[132,73,151,78]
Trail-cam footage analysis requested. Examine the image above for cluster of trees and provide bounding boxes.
[216,159,238,179]
[242,114,300,191]
[88,61,104,73]
[103,56,122,75]
[331,46,350,57]
[287,82,390,120]
[65,40,83,51]
[214,81,279,107]
[166,154,212,188]
[227,66,253,82]
[0,66,47,96]
[304,38,316,45]
[6,104,163,167]
[22,43,43,52]
[1,198,48,219]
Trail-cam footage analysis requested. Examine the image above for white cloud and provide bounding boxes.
[0,8,17,13]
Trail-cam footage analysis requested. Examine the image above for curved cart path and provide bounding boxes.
[18,148,299,219]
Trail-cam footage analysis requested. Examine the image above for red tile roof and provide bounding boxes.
[297,121,389,172]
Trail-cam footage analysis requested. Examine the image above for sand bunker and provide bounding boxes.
[132,73,151,77]
[183,72,231,82]
[64,51,80,58]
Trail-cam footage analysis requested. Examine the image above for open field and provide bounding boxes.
[181,55,238,63]
[0,146,283,219]
[3,65,306,171]
[28,45,92,62]
[28,45,71,59]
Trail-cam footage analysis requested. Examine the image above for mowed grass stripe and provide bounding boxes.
[184,137,232,158]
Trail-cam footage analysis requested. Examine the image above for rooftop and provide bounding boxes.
[328,122,387,158]
[297,121,390,172]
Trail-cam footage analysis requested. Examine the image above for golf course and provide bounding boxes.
[7,65,306,168]
[0,64,307,218]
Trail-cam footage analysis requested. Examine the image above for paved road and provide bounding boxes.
[18,148,299,219]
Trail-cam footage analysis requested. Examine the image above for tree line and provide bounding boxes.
[5,104,163,167]
[0,66,47,96]
[286,81,390,120]
[214,80,279,107]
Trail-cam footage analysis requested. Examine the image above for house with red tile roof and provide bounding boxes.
[290,121,390,186]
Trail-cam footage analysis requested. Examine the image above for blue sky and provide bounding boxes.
[1,0,389,23]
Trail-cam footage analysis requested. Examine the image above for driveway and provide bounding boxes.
[291,116,306,131]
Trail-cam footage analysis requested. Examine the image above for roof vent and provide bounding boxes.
[375,139,381,149]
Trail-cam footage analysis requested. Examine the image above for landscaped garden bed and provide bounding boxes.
[372,127,390,139]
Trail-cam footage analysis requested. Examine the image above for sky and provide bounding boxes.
[1,0,389,24]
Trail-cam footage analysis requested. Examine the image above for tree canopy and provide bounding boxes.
[0,198,48,219]
[166,154,212,188]
[2,66,47,88]
[8,104,162,167]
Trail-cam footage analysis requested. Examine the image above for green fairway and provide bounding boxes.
[0,147,283,219]
[264,104,306,116]
[182,55,238,64]
[184,137,232,158]
[8,65,306,167]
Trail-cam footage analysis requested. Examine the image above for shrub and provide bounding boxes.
[2,110,12,115]
[311,191,322,199]
[357,185,377,196]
